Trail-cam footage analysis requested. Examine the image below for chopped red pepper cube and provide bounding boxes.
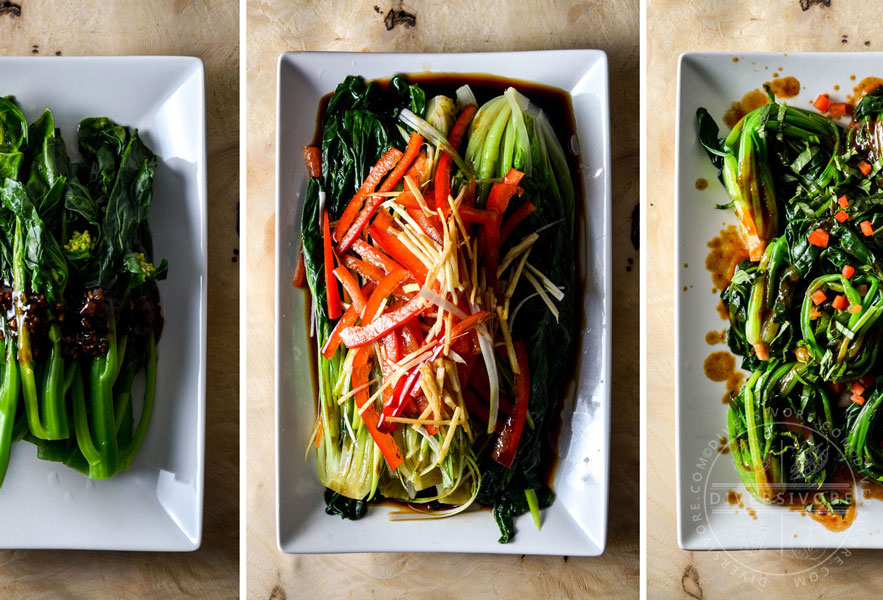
[811,290,828,305]
[851,381,866,396]
[834,210,849,223]
[838,195,850,209]
[858,161,873,176]
[832,295,849,311]
[808,229,829,248]
[861,220,875,236]
[842,264,856,279]
[813,94,830,112]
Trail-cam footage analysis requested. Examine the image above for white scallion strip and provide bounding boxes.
[525,262,565,301]
[399,109,473,176]
[456,84,478,109]
[418,287,468,319]
[474,323,500,434]
[523,270,560,322]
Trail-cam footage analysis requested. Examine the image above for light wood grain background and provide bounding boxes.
[647,1,883,598]
[245,0,639,598]
[0,1,240,598]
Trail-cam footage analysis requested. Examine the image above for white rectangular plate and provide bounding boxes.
[676,51,883,550]
[276,50,611,555]
[0,57,207,551]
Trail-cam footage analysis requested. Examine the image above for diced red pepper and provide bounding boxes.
[339,297,430,348]
[858,161,873,176]
[813,94,830,112]
[851,394,866,406]
[842,264,856,279]
[829,102,853,118]
[838,195,850,209]
[808,229,829,248]
[832,295,849,311]
[491,341,530,468]
[850,381,866,396]
[834,210,849,223]
[861,220,875,236]
[323,211,342,319]
[811,290,828,305]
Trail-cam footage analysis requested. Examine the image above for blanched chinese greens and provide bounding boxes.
[0,97,166,486]
[700,84,883,508]
[300,75,578,542]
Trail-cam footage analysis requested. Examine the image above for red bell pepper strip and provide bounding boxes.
[378,330,403,414]
[339,297,430,348]
[351,346,403,470]
[323,211,342,319]
[404,149,427,183]
[351,238,407,275]
[369,221,428,283]
[362,268,408,324]
[433,105,477,212]
[484,212,503,295]
[380,133,423,193]
[410,394,438,436]
[342,254,386,283]
[292,245,307,287]
[393,191,421,210]
[302,146,322,178]
[407,207,443,245]
[333,265,366,312]
[458,206,499,225]
[336,134,423,254]
[500,201,537,245]
[320,282,376,359]
[462,177,476,209]
[400,321,423,354]
[333,147,403,242]
[491,341,530,468]
[452,311,494,338]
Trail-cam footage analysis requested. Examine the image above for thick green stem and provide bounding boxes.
[12,215,46,440]
[119,333,157,471]
[0,337,21,486]
[87,330,121,479]
[39,324,68,439]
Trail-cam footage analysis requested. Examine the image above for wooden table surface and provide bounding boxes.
[0,2,240,598]
[245,0,639,597]
[646,1,883,598]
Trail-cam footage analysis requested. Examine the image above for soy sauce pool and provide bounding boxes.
[304,72,585,510]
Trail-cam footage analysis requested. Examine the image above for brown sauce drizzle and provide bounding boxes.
[848,76,883,106]
[766,76,800,99]
[706,225,749,292]
[695,178,708,190]
[705,329,726,345]
[704,351,734,382]
[723,89,769,128]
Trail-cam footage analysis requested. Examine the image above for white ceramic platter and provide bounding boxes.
[676,52,883,550]
[0,57,206,551]
[276,50,611,555]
